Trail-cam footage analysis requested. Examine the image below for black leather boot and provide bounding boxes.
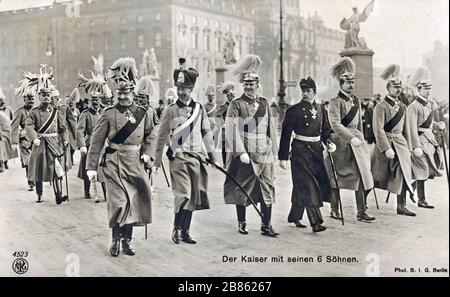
[172,227,181,244]
[238,221,248,234]
[109,237,121,257]
[121,239,136,256]
[181,231,197,244]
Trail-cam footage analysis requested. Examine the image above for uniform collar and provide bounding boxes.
[115,102,137,113]
[39,104,52,112]
[242,93,259,104]
[416,95,428,106]
[176,98,195,108]
[385,95,399,107]
[338,90,352,101]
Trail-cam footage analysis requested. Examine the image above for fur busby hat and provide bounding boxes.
[231,54,261,83]
[331,57,356,83]
[218,81,235,94]
[380,64,402,87]
[300,77,317,93]
[107,57,139,91]
[173,67,199,89]
[135,76,156,97]
[407,67,432,89]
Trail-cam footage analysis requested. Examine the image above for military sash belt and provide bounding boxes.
[341,98,359,128]
[37,108,58,135]
[384,104,406,133]
[166,102,201,160]
[419,111,434,129]
[100,107,147,167]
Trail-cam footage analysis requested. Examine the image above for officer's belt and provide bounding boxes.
[38,133,58,138]
[293,134,321,142]
[109,143,141,151]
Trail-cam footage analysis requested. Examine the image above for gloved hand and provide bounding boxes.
[350,137,362,147]
[327,142,337,153]
[141,154,151,164]
[86,170,97,181]
[152,166,159,176]
[438,121,446,130]
[414,147,423,157]
[279,160,288,170]
[33,138,41,147]
[63,140,69,148]
[385,148,395,160]
[80,147,88,154]
[239,153,250,164]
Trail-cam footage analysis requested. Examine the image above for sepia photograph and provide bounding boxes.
[0,0,448,286]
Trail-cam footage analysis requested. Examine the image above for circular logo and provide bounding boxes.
[12,258,29,275]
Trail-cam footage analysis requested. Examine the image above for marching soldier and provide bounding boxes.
[76,77,107,200]
[372,65,416,216]
[86,57,157,257]
[24,66,68,204]
[224,54,279,237]
[11,80,36,190]
[405,67,446,209]
[327,57,375,222]
[153,64,218,245]
[279,77,335,232]
[0,88,16,172]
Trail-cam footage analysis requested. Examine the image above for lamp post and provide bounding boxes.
[277,0,287,123]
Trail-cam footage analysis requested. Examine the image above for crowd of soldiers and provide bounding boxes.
[0,54,448,258]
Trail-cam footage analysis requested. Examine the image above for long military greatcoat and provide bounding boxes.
[279,100,332,209]
[11,105,33,167]
[0,106,17,162]
[154,98,218,213]
[25,105,67,182]
[405,96,443,180]
[326,91,374,191]
[371,96,413,195]
[223,94,278,206]
[86,103,156,228]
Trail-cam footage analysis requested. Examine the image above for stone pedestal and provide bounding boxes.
[340,48,374,99]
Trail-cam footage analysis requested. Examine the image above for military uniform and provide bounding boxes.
[26,104,67,202]
[406,94,444,208]
[11,104,34,188]
[372,95,415,215]
[279,97,332,231]
[327,57,375,222]
[57,103,77,169]
[154,66,218,245]
[76,106,105,198]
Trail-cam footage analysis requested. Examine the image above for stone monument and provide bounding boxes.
[339,0,375,99]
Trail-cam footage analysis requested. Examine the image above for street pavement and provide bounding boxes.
[0,151,448,277]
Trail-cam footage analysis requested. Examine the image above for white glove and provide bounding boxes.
[414,147,424,157]
[141,154,151,164]
[80,147,88,154]
[385,148,395,160]
[350,137,362,147]
[33,138,41,147]
[279,160,288,170]
[63,140,69,147]
[327,142,337,153]
[438,121,446,130]
[152,166,159,176]
[239,153,250,164]
[86,170,97,181]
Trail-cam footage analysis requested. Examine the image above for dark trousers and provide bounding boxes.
[396,180,410,209]
[331,187,367,213]
[288,204,323,227]
[236,201,272,226]
[112,224,133,240]
[174,209,193,234]
[35,174,62,197]
[25,166,34,186]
